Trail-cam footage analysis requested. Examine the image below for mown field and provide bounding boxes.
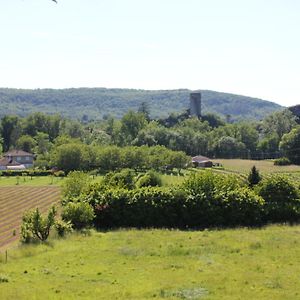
[1,226,300,299]
[212,159,300,174]
[0,186,61,249]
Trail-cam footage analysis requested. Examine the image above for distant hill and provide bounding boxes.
[0,88,283,121]
[289,105,300,123]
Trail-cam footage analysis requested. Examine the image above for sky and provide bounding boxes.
[0,0,299,106]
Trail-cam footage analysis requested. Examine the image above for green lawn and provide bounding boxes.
[0,176,65,187]
[1,226,300,299]
[0,174,185,187]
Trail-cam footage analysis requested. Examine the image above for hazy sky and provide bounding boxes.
[0,0,299,106]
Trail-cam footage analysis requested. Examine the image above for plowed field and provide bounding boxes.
[0,186,61,249]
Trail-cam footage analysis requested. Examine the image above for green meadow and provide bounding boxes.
[1,225,300,299]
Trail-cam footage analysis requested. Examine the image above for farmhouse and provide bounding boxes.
[0,150,34,170]
[192,155,213,168]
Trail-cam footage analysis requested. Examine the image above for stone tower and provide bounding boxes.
[190,92,201,118]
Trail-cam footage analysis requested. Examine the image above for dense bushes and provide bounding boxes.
[62,202,95,230]
[61,171,300,229]
[0,170,54,177]
[83,172,267,228]
[136,170,162,188]
[274,157,291,166]
[256,176,300,222]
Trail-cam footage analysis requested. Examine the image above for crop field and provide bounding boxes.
[0,186,61,249]
[1,226,300,299]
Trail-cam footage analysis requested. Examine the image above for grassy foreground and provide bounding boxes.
[1,226,300,299]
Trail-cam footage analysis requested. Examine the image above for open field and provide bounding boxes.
[0,186,61,249]
[0,176,65,187]
[1,226,300,299]
[213,159,300,175]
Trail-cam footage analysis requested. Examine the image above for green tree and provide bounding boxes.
[120,111,147,144]
[51,143,87,173]
[247,166,262,187]
[280,126,300,164]
[16,135,36,153]
[21,206,57,243]
[62,171,90,199]
[1,115,21,151]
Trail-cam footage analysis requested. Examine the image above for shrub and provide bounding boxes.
[247,166,262,187]
[136,170,162,188]
[62,171,89,199]
[62,202,95,230]
[256,175,300,222]
[54,220,73,237]
[216,187,265,226]
[274,157,291,166]
[102,169,136,189]
[21,206,56,243]
[54,170,65,177]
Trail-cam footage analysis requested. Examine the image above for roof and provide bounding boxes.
[0,157,22,167]
[4,150,34,157]
[192,155,212,163]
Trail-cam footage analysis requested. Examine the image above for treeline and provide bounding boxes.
[0,107,300,170]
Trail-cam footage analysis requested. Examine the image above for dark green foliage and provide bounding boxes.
[102,169,136,190]
[21,206,57,243]
[280,126,300,165]
[248,166,262,187]
[62,171,90,199]
[0,170,53,177]
[136,170,162,188]
[0,88,282,121]
[87,172,265,228]
[54,220,73,237]
[256,176,300,222]
[62,202,95,230]
[274,157,291,166]
[16,135,36,153]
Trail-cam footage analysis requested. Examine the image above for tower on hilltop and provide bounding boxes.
[190,92,201,118]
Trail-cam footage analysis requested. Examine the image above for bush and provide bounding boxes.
[62,171,89,199]
[62,202,95,230]
[216,187,265,226]
[54,220,73,237]
[136,170,162,188]
[21,206,56,243]
[274,157,291,166]
[0,170,53,177]
[247,166,262,187]
[54,170,65,177]
[102,169,136,189]
[88,171,266,229]
[256,175,300,222]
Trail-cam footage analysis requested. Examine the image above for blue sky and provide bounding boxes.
[0,0,299,106]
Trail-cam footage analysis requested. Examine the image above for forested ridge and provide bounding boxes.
[0,88,282,121]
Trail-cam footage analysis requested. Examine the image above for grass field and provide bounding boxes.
[0,176,65,187]
[0,186,61,249]
[212,159,300,176]
[0,226,300,299]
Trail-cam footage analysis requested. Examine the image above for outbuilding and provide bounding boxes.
[192,155,213,168]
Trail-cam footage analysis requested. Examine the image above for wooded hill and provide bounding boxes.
[0,88,282,121]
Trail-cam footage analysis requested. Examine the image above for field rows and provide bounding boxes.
[0,186,61,249]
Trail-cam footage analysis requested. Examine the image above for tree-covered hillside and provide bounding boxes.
[0,88,282,121]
